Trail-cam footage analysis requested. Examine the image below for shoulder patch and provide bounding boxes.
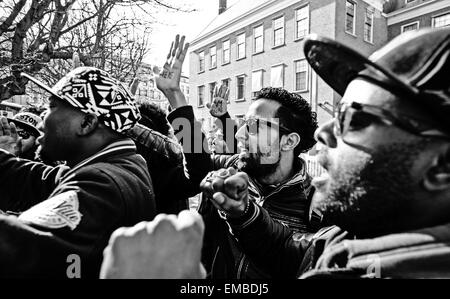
[18,191,83,230]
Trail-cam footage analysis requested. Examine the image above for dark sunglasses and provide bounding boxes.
[335,101,450,140]
[17,130,31,139]
[241,117,291,136]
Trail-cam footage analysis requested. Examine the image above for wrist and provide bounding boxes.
[162,88,188,109]
[226,200,252,220]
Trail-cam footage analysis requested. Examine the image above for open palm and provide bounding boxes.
[0,117,22,156]
[155,35,189,93]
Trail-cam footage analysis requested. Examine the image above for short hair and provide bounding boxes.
[256,87,318,155]
[137,102,173,138]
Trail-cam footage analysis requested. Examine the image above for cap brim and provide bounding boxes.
[303,34,418,98]
[6,118,41,138]
[20,72,62,100]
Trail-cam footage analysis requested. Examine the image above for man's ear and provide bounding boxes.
[77,113,99,136]
[423,146,450,191]
[281,132,300,152]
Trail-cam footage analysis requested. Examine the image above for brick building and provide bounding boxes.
[384,0,450,39]
[188,0,387,131]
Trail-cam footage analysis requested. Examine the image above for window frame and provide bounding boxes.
[294,59,309,92]
[198,51,205,73]
[198,85,205,107]
[251,69,264,97]
[237,32,246,60]
[222,39,231,65]
[432,12,450,28]
[270,64,285,88]
[210,45,217,69]
[253,24,264,54]
[364,7,375,44]
[209,82,217,103]
[401,21,419,33]
[236,75,246,102]
[295,5,310,40]
[345,0,356,36]
[272,15,285,47]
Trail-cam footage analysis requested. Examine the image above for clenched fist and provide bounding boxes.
[200,168,250,218]
[100,210,205,279]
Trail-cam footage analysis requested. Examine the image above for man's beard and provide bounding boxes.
[35,145,59,166]
[238,149,281,180]
[316,140,429,237]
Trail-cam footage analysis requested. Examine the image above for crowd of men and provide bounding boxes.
[0,26,449,279]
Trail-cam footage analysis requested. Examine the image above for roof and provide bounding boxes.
[194,0,271,40]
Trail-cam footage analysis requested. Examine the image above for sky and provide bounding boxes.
[145,0,240,73]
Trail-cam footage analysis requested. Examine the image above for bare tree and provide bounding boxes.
[0,0,192,101]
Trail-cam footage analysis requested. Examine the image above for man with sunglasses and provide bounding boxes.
[152,35,318,278]
[201,27,450,278]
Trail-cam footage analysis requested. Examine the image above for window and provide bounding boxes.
[295,60,308,91]
[148,79,155,88]
[364,8,374,43]
[210,45,217,69]
[236,76,245,101]
[273,16,285,47]
[198,51,205,72]
[222,78,231,103]
[198,86,205,107]
[296,6,309,40]
[237,33,246,60]
[253,25,264,53]
[209,82,216,102]
[252,70,263,98]
[433,13,450,28]
[270,65,284,88]
[222,78,230,88]
[345,1,356,35]
[223,40,230,64]
[401,21,419,33]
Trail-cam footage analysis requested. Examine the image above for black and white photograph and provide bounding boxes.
[0,0,449,289]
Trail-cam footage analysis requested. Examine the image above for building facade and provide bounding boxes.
[188,0,388,131]
[385,0,450,39]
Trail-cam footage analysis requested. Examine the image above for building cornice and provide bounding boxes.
[190,0,301,51]
[190,0,383,51]
[386,0,449,25]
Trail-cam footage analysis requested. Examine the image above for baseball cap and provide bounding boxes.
[7,112,42,138]
[21,67,141,134]
[303,27,450,134]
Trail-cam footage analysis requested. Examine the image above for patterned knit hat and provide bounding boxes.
[22,67,141,134]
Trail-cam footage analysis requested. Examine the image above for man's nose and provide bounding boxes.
[314,119,337,148]
[235,124,247,142]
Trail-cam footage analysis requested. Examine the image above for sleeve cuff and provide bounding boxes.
[167,106,195,123]
[226,201,260,230]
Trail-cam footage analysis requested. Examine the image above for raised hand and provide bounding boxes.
[207,84,229,117]
[100,210,205,279]
[0,117,22,156]
[200,168,250,218]
[155,35,189,96]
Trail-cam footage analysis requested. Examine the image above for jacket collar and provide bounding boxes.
[249,157,310,201]
[63,138,136,177]
[315,222,450,278]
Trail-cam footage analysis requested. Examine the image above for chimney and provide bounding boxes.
[219,0,227,14]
